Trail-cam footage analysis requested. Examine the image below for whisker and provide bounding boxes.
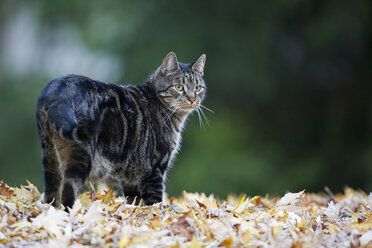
[199,108,211,127]
[162,104,179,122]
[165,107,180,120]
[200,104,214,113]
[164,103,182,121]
[196,108,205,130]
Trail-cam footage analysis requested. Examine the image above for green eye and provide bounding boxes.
[175,84,184,91]
[195,85,202,92]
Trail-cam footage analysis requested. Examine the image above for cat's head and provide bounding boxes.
[151,52,206,114]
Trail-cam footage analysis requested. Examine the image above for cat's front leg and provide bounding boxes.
[141,168,164,205]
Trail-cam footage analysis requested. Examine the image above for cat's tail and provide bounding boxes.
[47,103,101,142]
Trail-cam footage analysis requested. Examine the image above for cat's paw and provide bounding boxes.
[143,195,162,206]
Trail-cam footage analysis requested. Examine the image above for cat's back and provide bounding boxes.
[35,74,114,142]
[37,74,109,105]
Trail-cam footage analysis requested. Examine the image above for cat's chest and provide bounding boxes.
[170,131,182,160]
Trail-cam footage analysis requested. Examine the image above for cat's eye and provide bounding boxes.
[195,85,202,92]
[175,84,184,91]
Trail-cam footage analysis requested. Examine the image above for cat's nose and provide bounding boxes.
[188,98,196,104]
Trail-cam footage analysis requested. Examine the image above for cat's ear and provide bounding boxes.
[191,54,206,76]
[161,52,180,76]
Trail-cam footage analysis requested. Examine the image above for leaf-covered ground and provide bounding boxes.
[0,180,371,247]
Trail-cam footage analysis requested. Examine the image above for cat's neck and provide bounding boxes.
[172,110,190,130]
[142,82,191,130]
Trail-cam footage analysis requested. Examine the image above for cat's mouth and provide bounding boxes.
[166,101,199,113]
[181,103,199,111]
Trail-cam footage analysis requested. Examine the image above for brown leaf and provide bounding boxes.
[196,200,207,209]
[0,180,14,198]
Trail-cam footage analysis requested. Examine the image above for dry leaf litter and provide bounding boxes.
[0,180,371,247]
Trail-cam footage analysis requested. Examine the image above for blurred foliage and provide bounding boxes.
[0,0,371,197]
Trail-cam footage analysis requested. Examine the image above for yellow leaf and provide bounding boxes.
[249,196,260,205]
[328,224,340,234]
[241,231,251,244]
[132,200,143,217]
[187,237,203,248]
[78,192,93,208]
[168,244,181,248]
[278,210,289,221]
[105,202,122,212]
[292,241,301,248]
[26,180,36,189]
[171,202,189,213]
[220,237,233,247]
[240,221,259,243]
[131,232,154,245]
[200,194,218,209]
[12,181,41,203]
[118,235,130,248]
[347,222,372,232]
[233,195,246,212]
[96,187,115,204]
[272,225,284,236]
[235,197,255,214]
[0,196,18,204]
[296,218,308,228]
[310,204,318,218]
[150,218,162,230]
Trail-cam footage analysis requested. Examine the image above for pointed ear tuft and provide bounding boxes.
[192,54,206,76]
[161,52,180,76]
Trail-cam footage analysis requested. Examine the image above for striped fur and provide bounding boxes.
[35,52,206,209]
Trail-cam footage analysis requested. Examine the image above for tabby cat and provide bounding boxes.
[35,52,207,209]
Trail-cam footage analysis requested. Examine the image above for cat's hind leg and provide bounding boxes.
[40,134,63,207]
[54,137,92,210]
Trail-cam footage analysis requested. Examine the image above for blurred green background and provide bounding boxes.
[0,0,371,198]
